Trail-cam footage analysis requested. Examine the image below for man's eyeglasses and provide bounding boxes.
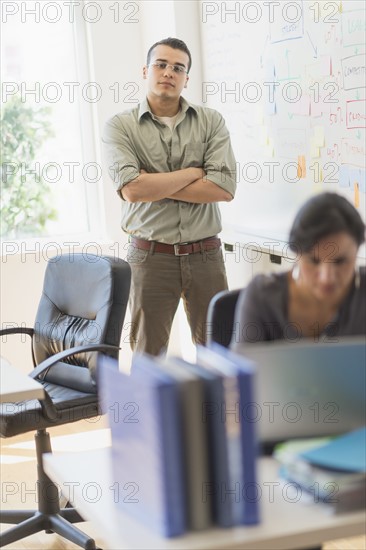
[148,62,188,75]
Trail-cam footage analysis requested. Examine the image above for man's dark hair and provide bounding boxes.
[288,192,365,253]
[146,37,192,73]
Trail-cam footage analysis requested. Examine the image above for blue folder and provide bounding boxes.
[300,426,366,473]
[197,344,260,526]
[98,355,186,537]
[167,356,233,528]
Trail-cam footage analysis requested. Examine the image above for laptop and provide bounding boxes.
[230,337,366,444]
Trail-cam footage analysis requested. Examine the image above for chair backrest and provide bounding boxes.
[206,289,242,348]
[33,254,131,392]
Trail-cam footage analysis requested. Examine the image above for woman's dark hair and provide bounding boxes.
[288,192,365,253]
[146,37,192,73]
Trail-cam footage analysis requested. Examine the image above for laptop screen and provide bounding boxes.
[230,337,366,443]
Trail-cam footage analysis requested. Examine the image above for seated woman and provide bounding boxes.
[232,192,365,347]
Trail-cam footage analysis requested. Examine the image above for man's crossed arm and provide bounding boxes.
[121,168,232,204]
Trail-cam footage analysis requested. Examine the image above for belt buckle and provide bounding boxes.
[174,243,189,256]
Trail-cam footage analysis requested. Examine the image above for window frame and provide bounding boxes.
[0,4,106,253]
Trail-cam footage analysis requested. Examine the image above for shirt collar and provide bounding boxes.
[138,97,198,122]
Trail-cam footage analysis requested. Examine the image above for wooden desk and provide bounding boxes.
[44,447,366,550]
[0,357,45,403]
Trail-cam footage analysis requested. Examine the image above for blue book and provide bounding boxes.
[135,355,212,531]
[166,356,233,528]
[98,355,186,537]
[197,344,260,526]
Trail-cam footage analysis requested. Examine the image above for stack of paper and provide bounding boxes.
[274,427,366,512]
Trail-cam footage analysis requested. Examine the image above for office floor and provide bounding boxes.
[1,420,365,550]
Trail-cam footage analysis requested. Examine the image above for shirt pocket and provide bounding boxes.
[182,142,206,167]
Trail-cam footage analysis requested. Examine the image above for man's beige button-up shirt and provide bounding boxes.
[102,97,237,244]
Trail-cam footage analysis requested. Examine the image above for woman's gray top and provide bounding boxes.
[231,267,366,348]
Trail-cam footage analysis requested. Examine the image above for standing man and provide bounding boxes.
[103,37,237,356]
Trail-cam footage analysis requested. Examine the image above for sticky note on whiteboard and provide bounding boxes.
[339,165,350,188]
[297,156,306,179]
[310,139,320,158]
[349,167,366,195]
[313,126,325,147]
[359,169,366,194]
[354,183,360,208]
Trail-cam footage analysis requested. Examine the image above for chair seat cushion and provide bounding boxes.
[0,382,99,437]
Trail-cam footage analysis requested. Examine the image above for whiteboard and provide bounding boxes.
[199,0,366,242]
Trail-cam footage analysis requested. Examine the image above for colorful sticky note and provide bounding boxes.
[297,156,306,179]
[265,59,276,80]
[311,100,323,118]
[258,126,269,146]
[354,182,360,208]
[263,139,275,158]
[313,126,325,147]
[349,167,361,186]
[310,139,320,158]
[359,169,366,194]
[289,95,311,116]
[320,55,332,77]
[265,98,277,116]
[339,165,351,188]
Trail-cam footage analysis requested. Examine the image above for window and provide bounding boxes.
[1,3,101,240]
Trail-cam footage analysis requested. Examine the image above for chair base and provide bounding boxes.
[0,429,102,549]
[0,508,100,549]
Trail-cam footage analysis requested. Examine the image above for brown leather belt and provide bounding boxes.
[130,236,221,256]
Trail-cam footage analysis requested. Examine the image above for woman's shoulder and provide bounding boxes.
[246,270,289,294]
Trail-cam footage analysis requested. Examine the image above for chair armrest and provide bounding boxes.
[38,387,61,422]
[29,343,120,380]
[0,327,34,337]
[30,343,119,422]
[0,327,36,366]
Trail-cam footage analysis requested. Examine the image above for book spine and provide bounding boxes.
[181,380,212,530]
[203,378,233,527]
[239,371,260,525]
[222,374,244,525]
[158,384,187,537]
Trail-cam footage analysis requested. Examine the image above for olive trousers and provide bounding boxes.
[126,243,228,356]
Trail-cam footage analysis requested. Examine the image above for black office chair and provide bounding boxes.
[0,254,131,549]
[206,288,242,348]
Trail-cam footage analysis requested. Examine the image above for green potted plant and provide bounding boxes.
[1,95,57,239]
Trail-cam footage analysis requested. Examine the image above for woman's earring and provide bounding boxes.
[355,266,361,289]
[292,264,300,281]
